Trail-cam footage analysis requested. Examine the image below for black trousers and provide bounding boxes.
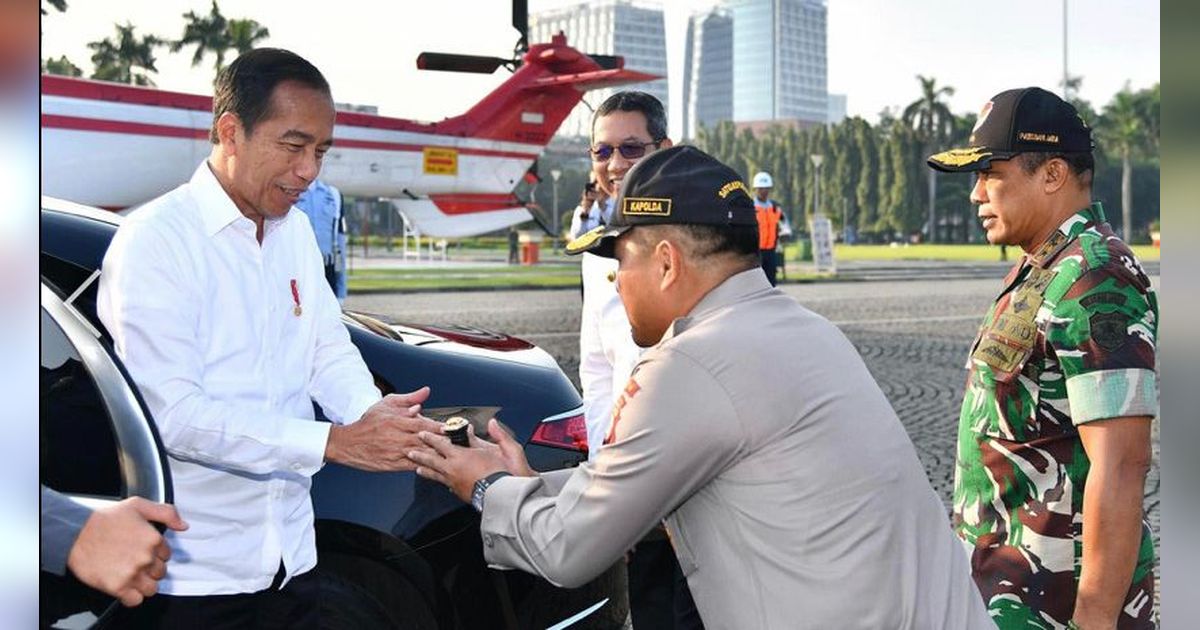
[108,564,320,630]
[628,538,705,630]
[760,249,778,286]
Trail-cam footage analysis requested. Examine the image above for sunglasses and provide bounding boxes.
[590,140,661,163]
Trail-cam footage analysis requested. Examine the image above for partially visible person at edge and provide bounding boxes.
[41,487,188,608]
[408,145,992,630]
[97,48,441,629]
[750,171,784,287]
[928,86,1158,630]
[294,178,347,303]
[573,90,701,629]
[568,173,611,241]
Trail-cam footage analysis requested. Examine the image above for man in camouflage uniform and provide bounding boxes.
[929,87,1158,630]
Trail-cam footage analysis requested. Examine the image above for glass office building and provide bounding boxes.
[529,0,669,139]
[727,0,827,125]
[682,7,734,140]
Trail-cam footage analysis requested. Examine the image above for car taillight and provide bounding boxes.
[529,412,588,454]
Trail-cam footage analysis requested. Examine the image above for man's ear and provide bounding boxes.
[659,137,674,150]
[656,238,682,291]
[1043,158,1069,195]
[214,112,242,154]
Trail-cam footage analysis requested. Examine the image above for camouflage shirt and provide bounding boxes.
[953,203,1158,629]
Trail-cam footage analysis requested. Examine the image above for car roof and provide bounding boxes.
[41,196,124,226]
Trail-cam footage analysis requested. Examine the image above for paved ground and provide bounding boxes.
[347,274,1162,600]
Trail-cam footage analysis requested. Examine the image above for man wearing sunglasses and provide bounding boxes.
[575,91,703,629]
[579,91,673,457]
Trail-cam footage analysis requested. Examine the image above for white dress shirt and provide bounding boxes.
[578,252,643,460]
[97,162,380,595]
[568,198,614,240]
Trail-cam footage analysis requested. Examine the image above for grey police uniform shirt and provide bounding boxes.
[480,268,991,629]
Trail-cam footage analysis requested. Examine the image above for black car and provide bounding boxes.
[40,198,625,630]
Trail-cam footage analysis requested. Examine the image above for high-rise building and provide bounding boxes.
[682,7,733,140]
[529,0,669,139]
[726,0,827,126]
[827,93,846,124]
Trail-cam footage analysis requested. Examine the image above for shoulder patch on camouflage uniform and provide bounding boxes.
[1080,291,1128,310]
[1089,311,1128,352]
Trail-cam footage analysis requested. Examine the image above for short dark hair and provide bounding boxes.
[592,91,668,142]
[638,224,760,267]
[1015,151,1094,189]
[210,48,331,144]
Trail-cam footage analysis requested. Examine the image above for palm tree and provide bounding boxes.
[1097,86,1149,241]
[902,75,955,243]
[41,0,67,15]
[88,23,165,86]
[228,18,270,54]
[44,55,83,77]
[172,0,231,71]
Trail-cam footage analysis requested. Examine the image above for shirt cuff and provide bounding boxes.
[283,420,333,476]
[480,475,530,539]
[1066,368,1158,425]
[340,393,380,427]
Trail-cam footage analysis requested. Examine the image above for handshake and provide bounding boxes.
[324,386,446,472]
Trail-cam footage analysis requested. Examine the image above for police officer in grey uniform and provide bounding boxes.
[408,146,991,629]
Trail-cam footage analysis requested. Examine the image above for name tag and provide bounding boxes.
[972,336,1029,374]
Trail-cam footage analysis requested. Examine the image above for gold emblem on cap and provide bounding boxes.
[930,146,993,167]
[622,197,672,216]
[565,225,607,253]
[717,180,750,199]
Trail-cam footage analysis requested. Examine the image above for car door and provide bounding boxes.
[40,283,173,629]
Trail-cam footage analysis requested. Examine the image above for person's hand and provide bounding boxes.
[480,418,536,478]
[66,497,188,607]
[409,419,535,502]
[377,386,431,413]
[325,387,444,471]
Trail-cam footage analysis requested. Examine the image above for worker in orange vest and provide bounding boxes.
[753,171,783,286]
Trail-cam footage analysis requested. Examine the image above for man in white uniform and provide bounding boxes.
[573,91,700,628]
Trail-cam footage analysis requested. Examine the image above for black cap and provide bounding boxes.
[927,87,1093,173]
[565,146,756,258]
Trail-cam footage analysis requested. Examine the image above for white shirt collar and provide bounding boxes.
[191,161,246,237]
[191,161,292,239]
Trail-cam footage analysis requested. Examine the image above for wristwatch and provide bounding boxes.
[471,471,511,512]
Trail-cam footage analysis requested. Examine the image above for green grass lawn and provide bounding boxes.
[347,243,1159,292]
[348,265,580,292]
[782,243,1161,262]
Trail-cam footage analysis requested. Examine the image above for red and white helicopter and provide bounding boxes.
[41,5,656,237]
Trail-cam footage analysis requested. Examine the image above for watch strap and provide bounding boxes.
[471,471,511,512]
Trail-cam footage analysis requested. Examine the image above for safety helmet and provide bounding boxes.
[752,171,773,188]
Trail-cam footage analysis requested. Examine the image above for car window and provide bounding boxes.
[40,308,123,499]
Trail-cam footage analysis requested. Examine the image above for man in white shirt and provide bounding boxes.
[574,91,703,629]
[577,92,671,459]
[97,48,440,629]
